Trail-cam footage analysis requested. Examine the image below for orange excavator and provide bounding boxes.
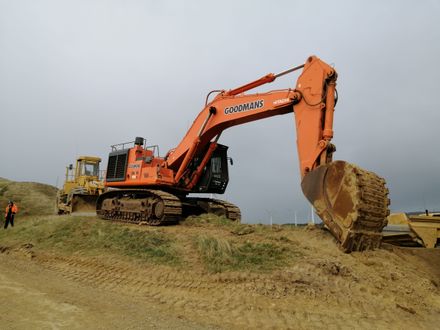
[97,55,390,252]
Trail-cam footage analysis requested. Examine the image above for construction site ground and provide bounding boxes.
[0,215,439,330]
[0,178,439,329]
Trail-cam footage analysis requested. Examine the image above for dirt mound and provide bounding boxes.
[0,214,438,328]
[0,178,57,216]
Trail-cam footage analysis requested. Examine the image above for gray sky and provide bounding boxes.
[1,0,439,223]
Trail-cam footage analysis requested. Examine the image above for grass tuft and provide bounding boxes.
[183,213,236,227]
[195,235,299,273]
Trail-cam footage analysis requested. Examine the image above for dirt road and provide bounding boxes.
[0,252,205,329]
[0,224,439,329]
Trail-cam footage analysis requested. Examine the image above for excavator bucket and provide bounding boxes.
[71,194,99,215]
[301,161,389,252]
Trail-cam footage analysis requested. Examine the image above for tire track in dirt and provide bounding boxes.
[36,253,303,328]
[4,225,438,330]
[31,250,439,329]
[0,252,209,329]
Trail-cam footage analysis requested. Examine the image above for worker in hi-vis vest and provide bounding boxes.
[4,200,18,229]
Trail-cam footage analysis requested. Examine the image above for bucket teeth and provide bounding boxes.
[302,161,390,253]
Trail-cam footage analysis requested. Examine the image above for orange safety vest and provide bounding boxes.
[5,204,18,216]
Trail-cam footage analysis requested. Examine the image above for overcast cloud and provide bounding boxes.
[1,0,439,223]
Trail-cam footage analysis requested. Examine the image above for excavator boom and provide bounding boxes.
[166,56,335,178]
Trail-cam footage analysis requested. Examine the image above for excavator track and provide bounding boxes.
[183,198,241,222]
[96,189,182,225]
[96,189,241,225]
[211,199,241,221]
[302,161,390,253]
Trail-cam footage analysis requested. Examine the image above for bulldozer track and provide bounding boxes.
[340,166,390,252]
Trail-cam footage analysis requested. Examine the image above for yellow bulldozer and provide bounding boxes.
[56,156,105,215]
[383,212,440,248]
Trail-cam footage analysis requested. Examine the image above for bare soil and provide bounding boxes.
[0,222,439,330]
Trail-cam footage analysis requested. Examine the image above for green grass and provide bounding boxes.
[0,178,299,273]
[0,179,305,272]
[195,235,300,273]
[0,216,181,266]
[0,213,304,272]
[183,214,257,236]
[183,213,236,226]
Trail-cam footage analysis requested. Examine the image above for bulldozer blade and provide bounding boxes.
[301,161,389,252]
[71,195,99,216]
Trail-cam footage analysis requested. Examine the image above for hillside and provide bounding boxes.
[0,177,57,216]
[0,213,439,329]
[0,179,438,329]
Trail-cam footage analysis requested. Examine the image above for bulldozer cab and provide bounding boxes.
[63,156,102,193]
[75,156,101,184]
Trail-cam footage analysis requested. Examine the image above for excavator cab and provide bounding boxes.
[193,144,230,194]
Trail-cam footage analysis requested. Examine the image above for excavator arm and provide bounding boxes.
[166,55,390,252]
